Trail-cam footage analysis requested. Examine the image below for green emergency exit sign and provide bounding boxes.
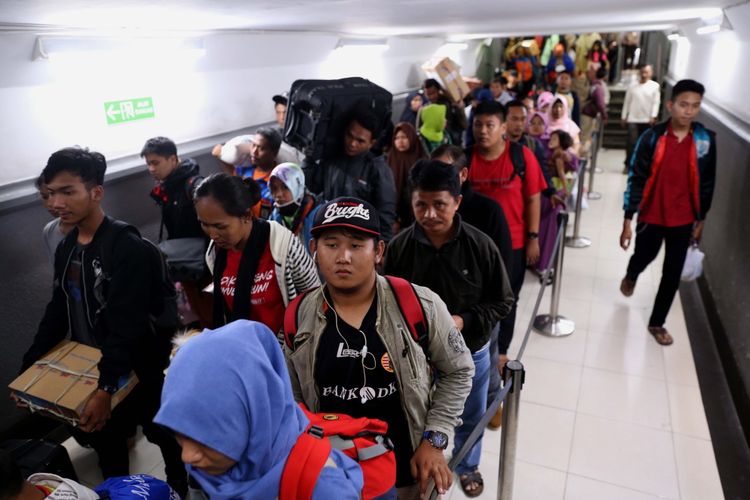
[104,97,155,125]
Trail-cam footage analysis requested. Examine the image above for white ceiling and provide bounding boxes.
[0,0,734,36]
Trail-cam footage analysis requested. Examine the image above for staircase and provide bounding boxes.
[602,87,626,149]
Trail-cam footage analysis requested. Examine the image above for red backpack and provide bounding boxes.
[279,404,396,500]
[283,275,429,359]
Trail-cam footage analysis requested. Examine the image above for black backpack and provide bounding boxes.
[465,140,527,181]
[96,220,180,332]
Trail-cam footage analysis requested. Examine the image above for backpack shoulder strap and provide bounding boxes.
[98,219,139,276]
[464,147,473,167]
[284,289,312,350]
[385,276,429,360]
[279,428,332,500]
[508,141,526,181]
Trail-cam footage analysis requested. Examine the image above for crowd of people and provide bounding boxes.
[10,29,718,500]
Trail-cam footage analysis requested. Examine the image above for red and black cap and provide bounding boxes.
[311,197,381,238]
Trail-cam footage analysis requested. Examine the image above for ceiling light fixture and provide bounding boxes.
[32,36,205,61]
[696,23,722,35]
[336,38,389,50]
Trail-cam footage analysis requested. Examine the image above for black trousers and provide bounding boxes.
[71,376,185,489]
[624,123,650,167]
[626,222,693,327]
[498,249,526,355]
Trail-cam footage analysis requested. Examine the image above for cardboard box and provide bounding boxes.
[9,341,138,426]
[421,57,471,103]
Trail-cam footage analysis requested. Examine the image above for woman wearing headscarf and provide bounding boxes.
[547,96,581,152]
[418,103,451,154]
[399,91,428,127]
[526,110,566,273]
[527,110,551,156]
[154,320,364,500]
[536,91,556,115]
[269,163,322,252]
[386,122,427,229]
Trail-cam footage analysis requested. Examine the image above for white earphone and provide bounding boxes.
[322,292,375,404]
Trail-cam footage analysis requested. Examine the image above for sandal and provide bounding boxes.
[459,469,484,498]
[648,326,673,346]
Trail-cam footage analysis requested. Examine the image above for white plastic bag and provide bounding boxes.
[681,244,705,281]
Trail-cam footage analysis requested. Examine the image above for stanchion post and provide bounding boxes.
[594,116,604,174]
[535,212,576,337]
[565,160,591,248]
[587,118,603,200]
[498,360,525,500]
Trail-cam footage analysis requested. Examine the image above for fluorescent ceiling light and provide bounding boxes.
[443,41,469,50]
[33,36,205,61]
[667,32,681,40]
[696,23,722,35]
[336,38,388,50]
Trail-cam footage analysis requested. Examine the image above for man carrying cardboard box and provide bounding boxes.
[19,147,186,496]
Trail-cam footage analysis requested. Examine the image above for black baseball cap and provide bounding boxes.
[272,92,289,105]
[311,197,381,238]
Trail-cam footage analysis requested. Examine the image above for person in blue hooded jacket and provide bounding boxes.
[620,79,716,346]
[154,320,364,499]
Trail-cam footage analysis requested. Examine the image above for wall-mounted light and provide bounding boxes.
[696,23,722,35]
[336,38,389,50]
[32,36,205,61]
[696,11,731,36]
[442,41,469,50]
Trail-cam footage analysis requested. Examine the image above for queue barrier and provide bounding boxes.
[587,117,605,200]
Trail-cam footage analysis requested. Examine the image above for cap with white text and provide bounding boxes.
[311,197,381,238]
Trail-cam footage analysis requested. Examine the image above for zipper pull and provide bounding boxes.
[402,347,408,358]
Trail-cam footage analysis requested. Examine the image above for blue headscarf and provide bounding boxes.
[154,320,310,499]
[399,90,428,125]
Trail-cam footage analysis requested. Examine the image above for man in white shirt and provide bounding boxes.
[621,65,661,171]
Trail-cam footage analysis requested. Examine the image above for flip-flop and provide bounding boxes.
[459,469,484,498]
[648,326,673,346]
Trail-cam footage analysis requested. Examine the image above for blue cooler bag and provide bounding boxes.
[95,475,180,500]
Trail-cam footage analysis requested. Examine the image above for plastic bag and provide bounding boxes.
[681,243,705,281]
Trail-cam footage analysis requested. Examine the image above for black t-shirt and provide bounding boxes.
[315,292,415,487]
[66,243,97,347]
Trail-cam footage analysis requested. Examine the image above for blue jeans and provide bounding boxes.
[453,343,491,475]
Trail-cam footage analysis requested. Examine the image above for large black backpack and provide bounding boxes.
[97,220,180,333]
[283,77,393,163]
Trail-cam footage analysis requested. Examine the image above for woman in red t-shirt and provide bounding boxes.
[194,173,319,336]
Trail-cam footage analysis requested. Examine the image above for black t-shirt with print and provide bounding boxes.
[315,292,415,487]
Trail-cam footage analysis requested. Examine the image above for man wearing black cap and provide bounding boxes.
[272,92,289,133]
[283,197,474,499]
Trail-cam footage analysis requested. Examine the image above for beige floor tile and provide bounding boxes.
[577,367,671,431]
[584,330,666,380]
[569,414,680,498]
[667,383,712,440]
[521,356,582,411]
[516,402,576,472]
[673,434,724,500]
[564,474,671,500]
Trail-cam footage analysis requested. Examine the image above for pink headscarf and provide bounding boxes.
[526,111,550,140]
[536,91,555,112]
[547,96,580,137]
